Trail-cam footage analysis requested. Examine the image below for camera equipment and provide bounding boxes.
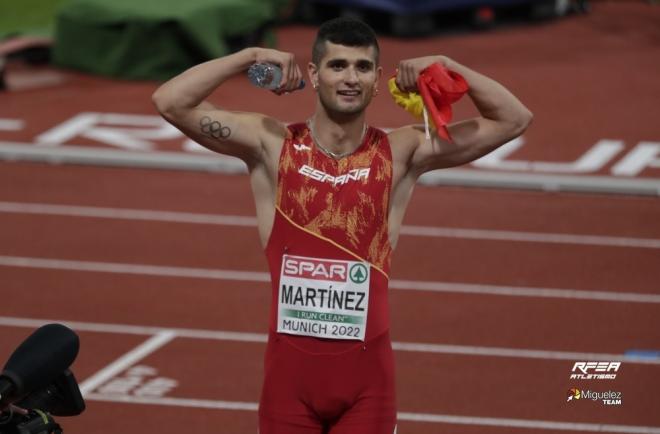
[0,324,85,434]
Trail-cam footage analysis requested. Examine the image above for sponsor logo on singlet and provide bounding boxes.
[298,164,370,186]
[277,254,370,341]
[293,143,311,152]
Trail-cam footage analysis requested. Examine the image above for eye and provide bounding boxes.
[327,61,346,71]
[356,62,373,72]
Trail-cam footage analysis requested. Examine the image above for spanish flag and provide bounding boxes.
[389,63,469,142]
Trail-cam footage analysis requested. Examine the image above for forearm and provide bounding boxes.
[445,58,532,128]
[152,47,257,113]
[397,55,533,172]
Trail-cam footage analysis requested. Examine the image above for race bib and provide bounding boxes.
[277,254,370,341]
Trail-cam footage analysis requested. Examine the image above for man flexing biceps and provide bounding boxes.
[153,17,532,434]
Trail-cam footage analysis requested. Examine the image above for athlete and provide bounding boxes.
[152,17,532,434]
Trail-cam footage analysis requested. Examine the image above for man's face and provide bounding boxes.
[309,42,382,116]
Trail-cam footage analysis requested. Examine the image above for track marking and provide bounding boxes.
[1,142,659,196]
[87,393,258,411]
[1,201,659,249]
[0,201,257,226]
[1,255,659,304]
[79,331,176,396]
[391,279,660,303]
[83,393,660,433]
[0,120,25,131]
[390,341,660,363]
[399,225,660,249]
[396,411,660,433]
[0,255,270,282]
[1,316,658,365]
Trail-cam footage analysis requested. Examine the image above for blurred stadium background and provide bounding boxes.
[1,1,659,434]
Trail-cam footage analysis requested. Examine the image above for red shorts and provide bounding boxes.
[258,330,397,434]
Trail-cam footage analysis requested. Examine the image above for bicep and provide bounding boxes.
[411,116,522,172]
[160,102,276,163]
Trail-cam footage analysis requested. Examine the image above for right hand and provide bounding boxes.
[253,48,304,94]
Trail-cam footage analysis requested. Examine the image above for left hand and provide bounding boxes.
[395,55,451,92]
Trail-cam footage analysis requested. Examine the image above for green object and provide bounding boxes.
[0,0,72,39]
[52,0,280,80]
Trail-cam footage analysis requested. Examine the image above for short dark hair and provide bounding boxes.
[312,17,379,65]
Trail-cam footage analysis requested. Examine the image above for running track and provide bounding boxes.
[1,3,660,434]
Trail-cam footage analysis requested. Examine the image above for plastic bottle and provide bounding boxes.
[247,63,305,90]
[247,63,281,89]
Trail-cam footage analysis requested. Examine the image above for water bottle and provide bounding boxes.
[247,63,304,90]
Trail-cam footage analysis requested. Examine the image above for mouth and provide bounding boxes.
[337,89,361,98]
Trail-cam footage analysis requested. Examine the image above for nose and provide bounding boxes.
[344,66,359,85]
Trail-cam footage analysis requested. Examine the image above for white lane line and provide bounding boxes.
[397,411,660,433]
[0,255,270,282]
[0,201,258,226]
[391,279,660,303]
[83,394,660,433]
[0,120,25,131]
[390,341,660,363]
[86,393,258,411]
[0,316,267,344]
[1,201,659,249]
[399,225,660,249]
[1,255,659,304]
[1,316,658,365]
[79,331,176,396]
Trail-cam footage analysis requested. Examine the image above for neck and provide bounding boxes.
[309,109,367,157]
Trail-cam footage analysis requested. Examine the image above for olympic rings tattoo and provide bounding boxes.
[200,116,231,140]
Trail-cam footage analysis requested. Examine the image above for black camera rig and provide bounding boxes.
[0,324,85,434]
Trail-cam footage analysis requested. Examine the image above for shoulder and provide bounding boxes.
[255,116,298,163]
[384,125,426,184]
[387,125,423,146]
[387,125,425,165]
[237,111,289,139]
[268,121,307,152]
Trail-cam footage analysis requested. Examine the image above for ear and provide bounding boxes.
[374,65,383,91]
[307,61,319,90]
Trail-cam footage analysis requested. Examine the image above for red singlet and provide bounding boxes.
[259,123,397,434]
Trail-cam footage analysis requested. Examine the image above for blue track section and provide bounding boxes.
[306,0,538,14]
[624,350,660,360]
